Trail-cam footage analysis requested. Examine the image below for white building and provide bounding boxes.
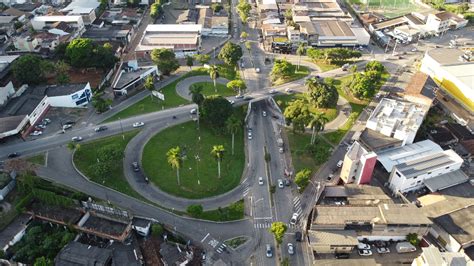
[112,61,159,96]
[31,15,85,37]
[61,0,100,24]
[412,246,473,266]
[366,98,428,146]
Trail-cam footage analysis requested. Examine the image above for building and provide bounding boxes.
[412,246,473,266]
[420,48,473,130]
[136,24,202,58]
[322,184,393,206]
[198,7,228,37]
[366,98,428,146]
[298,20,370,47]
[112,60,159,96]
[55,241,113,265]
[31,15,85,37]
[0,171,16,201]
[424,11,468,34]
[308,203,432,253]
[340,141,377,184]
[0,83,92,139]
[60,0,100,25]
[132,217,151,236]
[0,15,17,37]
[82,25,133,47]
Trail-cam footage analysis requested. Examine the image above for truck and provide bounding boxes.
[395,242,416,253]
[277,138,284,153]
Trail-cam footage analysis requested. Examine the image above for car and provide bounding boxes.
[42,118,51,124]
[258,176,264,185]
[376,247,390,254]
[335,253,350,259]
[262,111,267,117]
[64,121,76,125]
[37,124,46,129]
[295,231,302,242]
[341,63,350,71]
[279,147,284,153]
[255,68,260,73]
[278,179,284,188]
[357,243,371,250]
[265,244,273,258]
[71,136,83,142]
[229,100,235,105]
[411,48,417,52]
[290,213,298,225]
[243,96,253,101]
[358,249,372,256]
[62,124,73,130]
[7,152,19,158]
[190,108,197,114]
[133,122,145,128]
[30,131,43,136]
[287,243,294,255]
[132,162,140,172]
[327,173,334,181]
[248,132,252,140]
[376,92,383,99]
[269,89,277,94]
[285,88,293,93]
[336,160,343,168]
[94,126,108,132]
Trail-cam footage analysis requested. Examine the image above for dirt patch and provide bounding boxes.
[139,235,164,266]
[47,68,105,88]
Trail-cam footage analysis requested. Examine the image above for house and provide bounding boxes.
[308,230,359,254]
[425,11,467,34]
[431,206,474,254]
[198,7,228,37]
[101,8,142,26]
[136,24,202,58]
[0,55,20,80]
[31,15,85,37]
[82,25,134,47]
[61,0,100,25]
[13,32,65,53]
[366,98,428,146]
[2,7,29,22]
[307,20,370,47]
[176,9,198,24]
[132,217,151,236]
[412,246,473,266]
[0,15,17,37]
[112,60,159,96]
[55,241,113,266]
[287,26,301,43]
[340,141,377,184]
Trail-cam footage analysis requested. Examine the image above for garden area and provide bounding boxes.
[185,200,244,221]
[274,93,338,123]
[142,120,245,199]
[191,82,235,97]
[287,131,333,173]
[306,47,362,72]
[73,131,146,201]
[270,59,310,86]
[26,153,46,166]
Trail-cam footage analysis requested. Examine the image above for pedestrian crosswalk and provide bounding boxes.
[293,197,302,215]
[216,243,228,254]
[254,222,300,229]
[242,183,250,197]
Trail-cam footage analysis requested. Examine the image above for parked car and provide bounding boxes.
[235,95,244,99]
[357,243,371,250]
[396,242,416,253]
[278,179,284,188]
[377,247,390,254]
[336,160,343,168]
[284,179,290,186]
[132,162,140,172]
[64,121,76,125]
[358,249,372,256]
[287,243,294,255]
[255,68,260,73]
[30,131,43,136]
[262,111,267,117]
[265,244,273,258]
[285,88,293,93]
[7,152,19,158]
[62,124,73,130]
[190,108,197,114]
[290,213,298,225]
[71,136,83,142]
[248,132,252,140]
[133,122,145,128]
[269,89,277,94]
[327,174,334,181]
[95,126,108,132]
[258,176,264,185]
[341,63,350,71]
[295,231,302,242]
[335,253,350,259]
[37,124,46,129]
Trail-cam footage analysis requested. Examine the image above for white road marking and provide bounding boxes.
[201,233,210,243]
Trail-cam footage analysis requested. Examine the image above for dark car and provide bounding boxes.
[64,121,76,125]
[335,253,350,259]
[132,162,140,172]
[295,231,302,242]
[7,152,19,158]
[94,126,108,132]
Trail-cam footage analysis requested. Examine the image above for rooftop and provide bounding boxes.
[145,24,202,33]
[32,15,82,22]
[426,48,471,66]
[308,230,358,246]
[83,26,131,39]
[313,20,354,37]
[423,169,469,192]
[394,149,463,178]
[114,68,151,89]
[55,241,112,266]
[359,128,403,152]
[61,0,100,13]
[433,205,474,246]
[0,16,17,24]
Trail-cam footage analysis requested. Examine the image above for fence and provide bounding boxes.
[81,201,129,219]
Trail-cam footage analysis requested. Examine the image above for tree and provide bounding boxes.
[270,59,293,82]
[295,168,311,190]
[226,115,242,155]
[283,99,311,127]
[245,41,252,51]
[296,43,306,71]
[349,64,358,73]
[211,3,223,13]
[209,65,219,92]
[187,204,203,217]
[200,96,234,132]
[306,47,324,61]
[269,222,287,244]
[457,3,469,14]
[186,55,194,70]
[226,79,246,96]
[346,72,375,99]
[65,38,94,67]
[151,48,179,75]
[406,233,420,246]
[167,146,183,185]
[144,75,155,91]
[55,60,70,84]
[218,42,243,66]
[151,223,164,237]
[12,55,46,85]
[308,113,328,145]
[150,3,163,19]
[365,60,385,73]
[92,93,112,113]
[240,31,248,39]
[305,77,338,108]
[194,54,210,65]
[236,0,251,23]
[211,145,225,178]
[95,43,118,70]
[189,84,205,106]
[34,256,51,266]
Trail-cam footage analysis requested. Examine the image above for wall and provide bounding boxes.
[0,178,15,201]
[0,81,15,106]
[357,153,377,184]
[48,84,92,108]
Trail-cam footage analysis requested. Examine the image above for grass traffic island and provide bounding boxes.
[287,130,333,173]
[190,82,236,97]
[274,93,338,122]
[272,65,310,86]
[186,199,244,221]
[224,235,248,249]
[26,153,46,166]
[142,121,245,199]
[73,131,147,201]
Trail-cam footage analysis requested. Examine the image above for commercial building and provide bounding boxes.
[431,206,474,254]
[412,246,473,266]
[420,48,473,130]
[112,60,159,96]
[322,184,393,206]
[366,98,428,146]
[198,7,228,37]
[136,24,202,58]
[60,0,100,25]
[340,141,377,184]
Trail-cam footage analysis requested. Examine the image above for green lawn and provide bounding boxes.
[274,93,338,122]
[191,82,236,97]
[192,200,244,221]
[287,130,333,173]
[73,131,146,201]
[272,66,310,86]
[217,64,238,80]
[312,60,340,72]
[26,153,46,166]
[142,121,245,199]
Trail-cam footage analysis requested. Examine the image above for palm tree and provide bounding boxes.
[209,65,219,93]
[296,43,306,71]
[226,115,242,155]
[308,113,329,145]
[167,146,183,185]
[189,84,204,106]
[210,145,225,178]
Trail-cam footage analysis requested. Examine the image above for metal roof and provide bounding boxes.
[395,150,462,178]
[423,169,469,192]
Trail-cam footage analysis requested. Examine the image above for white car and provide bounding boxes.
[336,160,343,168]
[357,243,371,250]
[133,122,145,128]
[235,95,244,99]
[262,111,267,117]
[290,213,299,225]
[258,176,264,185]
[269,89,277,94]
[376,247,390,254]
[376,92,383,99]
[190,108,197,114]
[358,249,372,256]
[30,131,43,136]
[248,132,252,140]
[285,88,293,93]
[229,100,235,105]
[287,243,295,255]
[62,124,72,130]
[255,68,260,73]
[71,136,83,142]
[278,179,284,188]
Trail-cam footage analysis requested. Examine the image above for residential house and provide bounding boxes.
[61,0,100,25]
[198,7,228,37]
[0,16,17,37]
[31,15,85,37]
[83,25,134,47]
